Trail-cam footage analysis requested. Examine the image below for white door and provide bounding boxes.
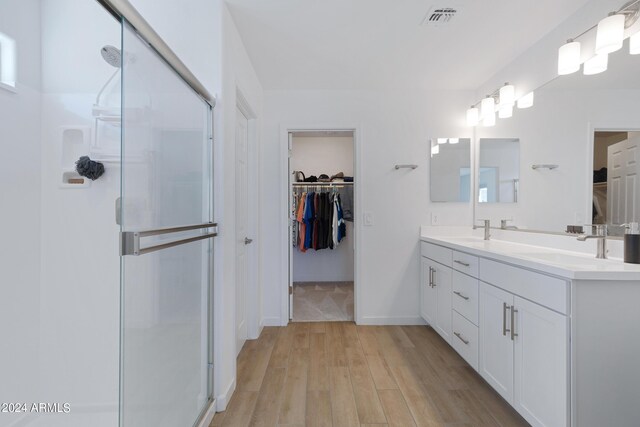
[513,296,568,427]
[420,258,437,325]
[235,107,249,355]
[479,282,514,404]
[608,135,640,224]
[433,262,452,344]
[288,133,294,320]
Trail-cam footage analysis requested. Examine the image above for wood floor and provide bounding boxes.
[210,322,529,427]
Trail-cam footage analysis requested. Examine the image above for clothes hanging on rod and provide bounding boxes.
[293,185,346,252]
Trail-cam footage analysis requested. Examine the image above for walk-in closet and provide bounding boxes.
[289,131,355,321]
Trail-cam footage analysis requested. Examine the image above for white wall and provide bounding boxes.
[261,89,474,325]
[0,2,41,426]
[291,136,354,283]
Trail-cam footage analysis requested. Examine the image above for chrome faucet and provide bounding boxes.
[500,219,517,230]
[476,219,491,240]
[577,224,608,259]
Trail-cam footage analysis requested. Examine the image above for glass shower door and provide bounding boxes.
[119,21,214,427]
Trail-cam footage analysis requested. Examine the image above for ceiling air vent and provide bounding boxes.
[420,6,459,27]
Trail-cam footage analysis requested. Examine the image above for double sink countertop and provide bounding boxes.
[420,232,640,281]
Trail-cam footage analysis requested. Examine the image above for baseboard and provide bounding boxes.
[216,377,236,412]
[196,399,217,427]
[357,316,427,325]
[262,316,282,327]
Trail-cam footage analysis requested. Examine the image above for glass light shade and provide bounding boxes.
[517,92,534,109]
[481,96,495,120]
[499,84,515,107]
[466,106,479,126]
[498,105,513,119]
[630,31,640,55]
[595,13,625,54]
[482,111,496,127]
[437,138,447,145]
[558,40,581,75]
[583,54,608,75]
[449,138,459,144]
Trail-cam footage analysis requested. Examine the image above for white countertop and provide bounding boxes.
[420,233,640,281]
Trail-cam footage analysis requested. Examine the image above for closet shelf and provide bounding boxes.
[292,182,353,186]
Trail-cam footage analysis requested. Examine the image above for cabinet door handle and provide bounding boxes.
[428,267,433,287]
[431,268,436,287]
[453,291,470,300]
[502,302,511,336]
[454,260,470,267]
[510,305,518,341]
[454,331,470,345]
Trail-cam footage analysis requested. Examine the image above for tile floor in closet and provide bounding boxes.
[211,322,528,427]
[292,282,354,322]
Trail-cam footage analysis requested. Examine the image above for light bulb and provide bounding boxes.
[482,111,496,127]
[583,54,608,75]
[481,96,495,120]
[517,92,534,109]
[558,39,581,75]
[466,106,479,126]
[449,138,459,144]
[630,31,640,55]
[498,105,513,119]
[499,83,515,107]
[595,13,625,55]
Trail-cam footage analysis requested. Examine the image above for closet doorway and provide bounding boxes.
[288,130,356,322]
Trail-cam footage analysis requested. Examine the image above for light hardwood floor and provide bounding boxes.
[210,322,529,427]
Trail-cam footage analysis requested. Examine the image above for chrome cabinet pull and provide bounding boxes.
[431,268,436,287]
[454,331,470,345]
[427,267,433,287]
[510,305,518,341]
[453,291,470,300]
[454,260,470,267]
[502,302,511,336]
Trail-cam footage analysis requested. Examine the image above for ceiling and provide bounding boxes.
[225,0,591,91]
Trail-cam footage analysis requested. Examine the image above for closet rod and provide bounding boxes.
[292,182,354,186]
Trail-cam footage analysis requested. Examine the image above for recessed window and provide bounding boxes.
[0,32,17,91]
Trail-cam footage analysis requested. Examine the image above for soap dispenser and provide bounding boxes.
[624,222,640,264]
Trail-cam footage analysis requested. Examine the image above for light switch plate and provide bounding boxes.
[363,212,374,226]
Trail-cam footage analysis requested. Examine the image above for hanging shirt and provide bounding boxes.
[296,192,307,252]
[304,192,314,250]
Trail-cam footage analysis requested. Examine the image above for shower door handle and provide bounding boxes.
[120,222,218,256]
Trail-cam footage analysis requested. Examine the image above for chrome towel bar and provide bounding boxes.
[121,222,218,256]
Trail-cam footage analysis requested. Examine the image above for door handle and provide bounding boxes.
[510,305,518,341]
[121,222,218,256]
[502,302,511,336]
[453,291,470,300]
[244,237,253,245]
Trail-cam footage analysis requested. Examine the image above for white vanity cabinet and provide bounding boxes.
[420,248,452,344]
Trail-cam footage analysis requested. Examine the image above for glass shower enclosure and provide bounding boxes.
[0,1,214,426]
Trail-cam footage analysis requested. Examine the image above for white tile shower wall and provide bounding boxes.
[291,135,354,283]
[261,89,475,325]
[0,1,42,425]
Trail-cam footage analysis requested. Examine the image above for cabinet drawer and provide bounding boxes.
[479,258,569,315]
[452,251,479,277]
[451,310,479,371]
[452,271,479,325]
[421,241,452,267]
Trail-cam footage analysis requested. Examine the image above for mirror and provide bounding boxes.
[430,138,471,202]
[478,138,520,203]
[475,39,640,233]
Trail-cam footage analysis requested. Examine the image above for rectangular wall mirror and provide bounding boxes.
[478,138,520,203]
[430,137,471,202]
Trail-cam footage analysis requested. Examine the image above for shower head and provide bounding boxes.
[101,45,122,68]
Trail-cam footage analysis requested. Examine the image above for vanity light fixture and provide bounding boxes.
[437,137,448,145]
[583,53,608,75]
[630,30,640,54]
[466,106,480,126]
[517,91,534,109]
[480,96,495,120]
[499,83,515,107]
[482,110,496,127]
[558,39,581,75]
[596,12,626,54]
[449,137,459,144]
[498,105,513,119]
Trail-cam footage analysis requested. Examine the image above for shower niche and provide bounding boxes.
[60,126,92,188]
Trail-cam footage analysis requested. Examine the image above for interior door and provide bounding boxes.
[513,296,568,427]
[608,135,640,224]
[119,21,214,427]
[479,282,514,404]
[288,132,294,320]
[235,107,249,355]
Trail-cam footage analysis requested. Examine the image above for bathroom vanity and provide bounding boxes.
[419,232,640,427]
